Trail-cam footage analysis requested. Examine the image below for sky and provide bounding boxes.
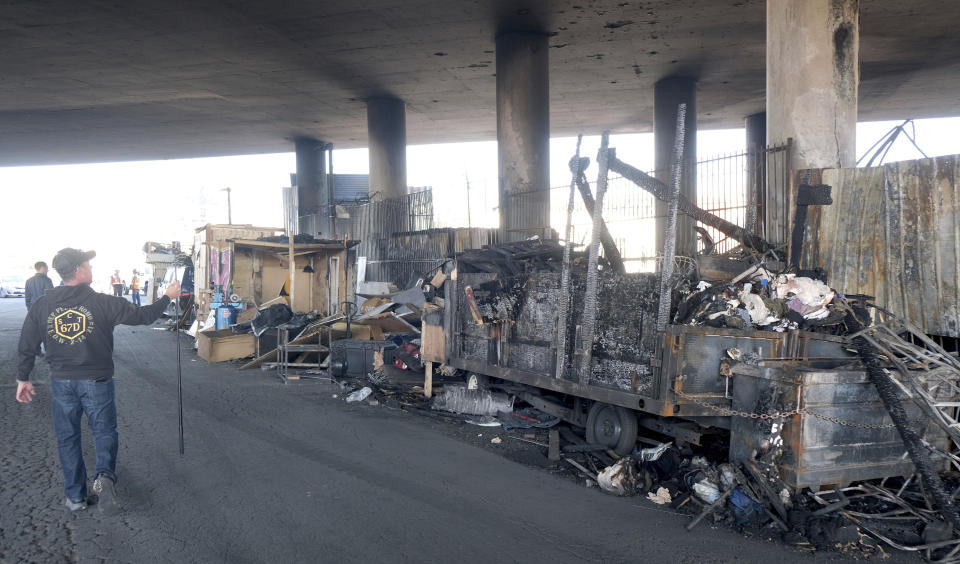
[1,116,958,286]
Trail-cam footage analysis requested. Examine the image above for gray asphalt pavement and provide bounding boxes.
[0,298,915,563]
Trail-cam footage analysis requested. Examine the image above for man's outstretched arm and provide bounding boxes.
[111,280,180,326]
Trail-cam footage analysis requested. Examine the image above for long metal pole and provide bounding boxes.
[656,103,687,332]
[578,131,611,384]
[555,135,582,380]
[174,264,184,455]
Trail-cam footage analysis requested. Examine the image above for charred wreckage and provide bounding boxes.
[413,126,960,559]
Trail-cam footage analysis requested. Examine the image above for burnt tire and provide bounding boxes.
[585,402,638,456]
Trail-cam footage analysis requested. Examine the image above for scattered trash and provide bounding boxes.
[496,407,561,430]
[729,487,765,527]
[693,480,721,503]
[507,435,548,448]
[431,385,514,416]
[637,441,672,462]
[647,486,672,505]
[345,387,373,403]
[490,437,502,444]
[597,458,640,496]
[465,416,501,427]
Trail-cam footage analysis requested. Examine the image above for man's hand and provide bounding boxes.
[16,381,35,403]
[164,280,181,300]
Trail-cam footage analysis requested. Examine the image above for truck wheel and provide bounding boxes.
[586,402,638,456]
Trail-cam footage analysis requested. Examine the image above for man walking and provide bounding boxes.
[24,261,54,309]
[130,270,141,306]
[15,248,180,512]
[110,270,123,297]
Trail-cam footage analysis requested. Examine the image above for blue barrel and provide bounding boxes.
[215,305,237,329]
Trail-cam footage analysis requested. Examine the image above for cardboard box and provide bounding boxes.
[197,329,256,363]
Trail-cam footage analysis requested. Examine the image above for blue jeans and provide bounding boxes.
[50,379,118,502]
[131,289,141,306]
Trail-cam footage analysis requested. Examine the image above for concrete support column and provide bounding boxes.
[767,0,859,170]
[496,31,550,242]
[745,112,766,235]
[654,76,697,258]
[295,137,328,236]
[766,0,858,246]
[366,97,408,200]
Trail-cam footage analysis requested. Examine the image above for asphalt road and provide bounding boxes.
[0,298,916,563]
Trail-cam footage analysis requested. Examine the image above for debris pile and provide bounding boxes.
[674,262,846,334]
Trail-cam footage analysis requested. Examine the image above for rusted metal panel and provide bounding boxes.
[804,154,960,337]
[729,364,948,488]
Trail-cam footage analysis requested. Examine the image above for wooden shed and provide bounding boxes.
[230,239,359,315]
[192,224,285,316]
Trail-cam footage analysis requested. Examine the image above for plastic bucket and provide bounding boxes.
[215,305,237,330]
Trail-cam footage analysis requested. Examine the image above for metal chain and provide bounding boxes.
[673,388,897,429]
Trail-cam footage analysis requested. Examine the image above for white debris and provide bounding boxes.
[779,487,792,507]
[739,290,779,325]
[647,487,672,505]
[597,459,634,496]
[345,387,373,403]
[774,274,835,318]
[693,479,721,503]
[638,442,673,462]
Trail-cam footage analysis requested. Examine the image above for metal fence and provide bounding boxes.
[337,190,437,286]
[548,143,792,272]
[337,190,435,257]
[335,143,792,283]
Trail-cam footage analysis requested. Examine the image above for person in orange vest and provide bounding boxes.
[110,270,122,297]
[130,270,141,306]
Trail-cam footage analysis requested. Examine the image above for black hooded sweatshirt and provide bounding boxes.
[18,284,170,382]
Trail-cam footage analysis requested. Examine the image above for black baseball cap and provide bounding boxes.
[52,248,96,278]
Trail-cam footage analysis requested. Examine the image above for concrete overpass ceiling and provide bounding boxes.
[1,0,958,165]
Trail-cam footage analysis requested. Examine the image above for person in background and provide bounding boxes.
[110,270,123,297]
[130,270,141,306]
[25,261,54,310]
[24,261,54,355]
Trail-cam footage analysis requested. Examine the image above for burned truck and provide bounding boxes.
[428,141,959,493]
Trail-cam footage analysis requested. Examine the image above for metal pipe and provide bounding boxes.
[555,135,582,380]
[174,264,184,456]
[577,132,611,384]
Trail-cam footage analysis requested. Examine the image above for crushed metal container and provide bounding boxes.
[729,362,950,488]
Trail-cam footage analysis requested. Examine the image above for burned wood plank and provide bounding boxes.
[568,156,626,275]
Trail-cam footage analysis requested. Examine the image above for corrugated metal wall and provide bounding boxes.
[332,174,369,202]
[803,155,960,337]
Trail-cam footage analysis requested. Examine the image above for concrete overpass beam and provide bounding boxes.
[767,0,859,170]
[496,31,550,242]
[295,137,329,236]
[367,97,408,201]
[654,76,697,258]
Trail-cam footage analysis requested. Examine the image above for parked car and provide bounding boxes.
[0,278,26,298]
